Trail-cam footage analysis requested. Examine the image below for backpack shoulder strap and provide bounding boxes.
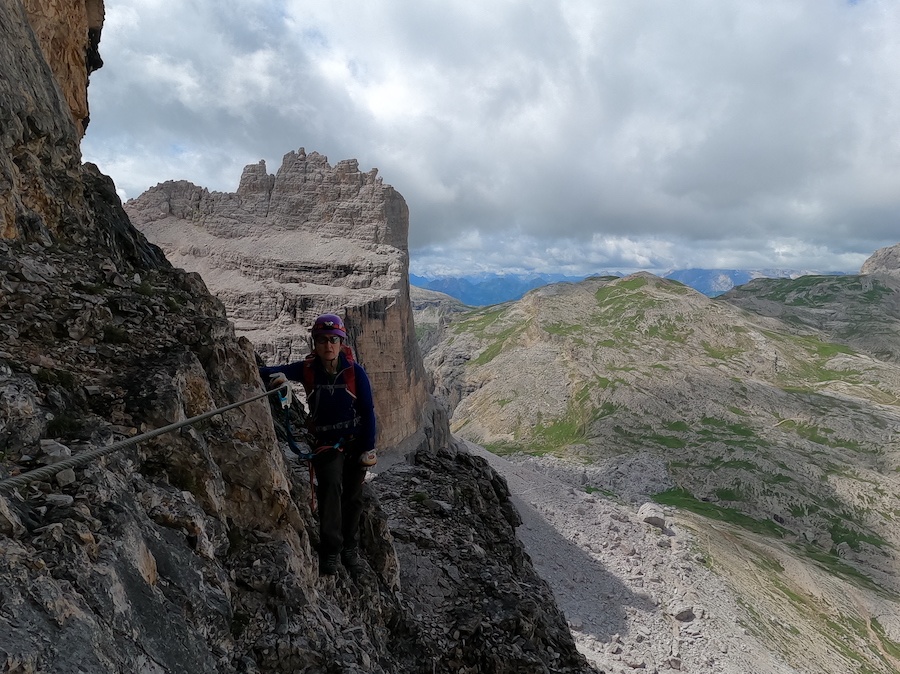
[301,354,316,396]
[340,345,357,398]
[343,362,357,399]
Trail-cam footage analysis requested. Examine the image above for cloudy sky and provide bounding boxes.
[82,0,900,278]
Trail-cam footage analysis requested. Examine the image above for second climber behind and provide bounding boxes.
[261,313,377,576]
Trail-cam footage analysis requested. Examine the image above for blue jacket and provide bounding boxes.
[260,351,376,452]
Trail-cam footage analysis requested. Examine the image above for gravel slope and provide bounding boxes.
[464,442,800,674]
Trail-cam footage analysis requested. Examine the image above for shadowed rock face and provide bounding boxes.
[410,285,469,354]
[126,152,429,450]
[0,3,596,672]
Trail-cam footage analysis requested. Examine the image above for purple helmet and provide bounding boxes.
[311,313,346,339]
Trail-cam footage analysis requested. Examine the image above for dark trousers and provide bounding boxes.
[313,447,367,556]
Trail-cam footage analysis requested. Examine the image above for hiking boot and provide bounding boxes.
[341,547,365,576]
[320,552,339,576]
[359,450,377,467]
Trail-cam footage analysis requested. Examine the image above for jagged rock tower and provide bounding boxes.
[126,156,431,450]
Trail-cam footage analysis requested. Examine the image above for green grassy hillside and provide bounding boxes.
[426,273,900,583]
[424,271,900,671]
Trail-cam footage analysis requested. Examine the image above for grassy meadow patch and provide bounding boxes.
[777,420,865,451]
[701,340,745,360]
[652,487,787,538]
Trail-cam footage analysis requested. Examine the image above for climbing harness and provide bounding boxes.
[271,380,349,512]
[0,383,291,494]
[276,385,329,511]
[299,345,358,441]
[300,346,357,399]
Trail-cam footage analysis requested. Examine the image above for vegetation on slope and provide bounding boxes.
[423,271,900,672]
[428,272,900,574]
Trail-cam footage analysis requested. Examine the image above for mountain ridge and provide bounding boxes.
[412,267,852,305]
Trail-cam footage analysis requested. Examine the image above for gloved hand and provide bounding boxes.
[359,449,377,467]
[268,372,288,387]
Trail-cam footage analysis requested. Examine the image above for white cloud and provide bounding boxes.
[82,0,900,275]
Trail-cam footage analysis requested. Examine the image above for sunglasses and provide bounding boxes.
[315,335,342,345]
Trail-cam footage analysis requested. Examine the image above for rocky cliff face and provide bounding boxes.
[0,3,595,672]
[22,0,104,137]
[410,285,468,354]
[125,154,429,450]
[1,0,88,240]
[860,242,900,276]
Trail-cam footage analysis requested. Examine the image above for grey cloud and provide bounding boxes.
[83,0,899,274]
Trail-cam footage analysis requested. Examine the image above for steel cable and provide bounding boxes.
[0,383,288,494]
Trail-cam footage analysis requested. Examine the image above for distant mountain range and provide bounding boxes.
[411,268,850,305]
[409,272,590,306]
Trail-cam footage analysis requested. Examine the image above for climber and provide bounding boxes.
[260,313,377,577]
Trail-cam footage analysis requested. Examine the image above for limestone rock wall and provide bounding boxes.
[861,241,900,276]
[126,150,429,450]
[410,285,468,354]
[23,0,104,137]
[1,1,308,665]
[1,0,78,240]
[345,296,430,447]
